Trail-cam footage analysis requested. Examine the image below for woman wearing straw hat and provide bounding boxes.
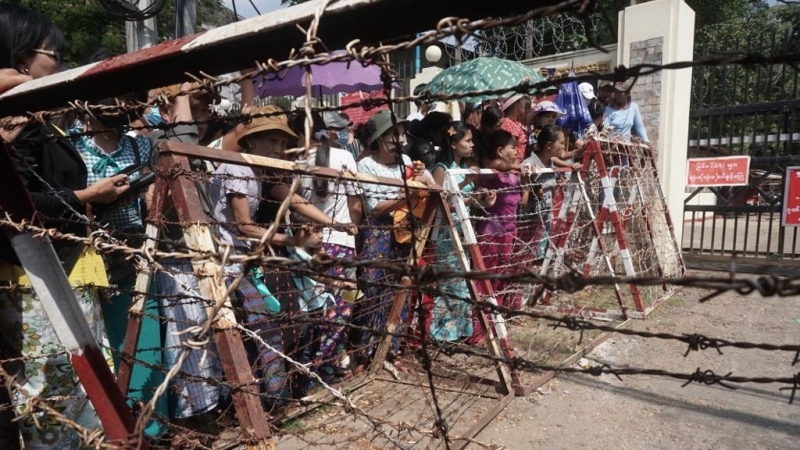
[209,105,351,410]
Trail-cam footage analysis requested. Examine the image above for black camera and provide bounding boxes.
[92,164,155,223]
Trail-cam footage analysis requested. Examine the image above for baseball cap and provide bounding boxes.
[322,111,352,129]
[367,110,407,146]
[578,82,597,100]
[237,105,298,148]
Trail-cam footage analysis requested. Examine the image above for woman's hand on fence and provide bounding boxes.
[336,280,357,290]
[475,188,497,209]
[332,221,358,236]
[520,163,535,177]
[0,115,30,144]
[556,176,567,186]
[570,162,583,171]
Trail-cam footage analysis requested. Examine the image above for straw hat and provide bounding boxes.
[238,105,298,148]
[150,83,220,103]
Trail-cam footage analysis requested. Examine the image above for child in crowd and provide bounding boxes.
[528,101,580,170]
[288,216,357,394]
[468,130,533,344]
[522,125,568,261]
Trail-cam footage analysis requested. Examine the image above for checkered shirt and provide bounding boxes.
[71,130,152,231]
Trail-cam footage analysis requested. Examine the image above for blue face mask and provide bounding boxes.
[144,106,162,126]
[337,128,349,147]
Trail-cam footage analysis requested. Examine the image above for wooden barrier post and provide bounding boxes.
[441,174,523,395]
[118,176,167,395]
[158,153,274,450]
[367,196,438,376]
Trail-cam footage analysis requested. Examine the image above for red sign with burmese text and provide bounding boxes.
[782,166,800,227]
[686,156,750,187]
[340,90,388,125]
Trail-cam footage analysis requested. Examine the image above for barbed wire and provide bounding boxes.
[2,1,800,449]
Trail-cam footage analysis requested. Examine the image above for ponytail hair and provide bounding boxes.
[291,111,331,198]
[535,124,563,154]
[436,121,471,167]
[481,129,515,162]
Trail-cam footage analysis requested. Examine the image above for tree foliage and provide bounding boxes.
[7,0,235,67]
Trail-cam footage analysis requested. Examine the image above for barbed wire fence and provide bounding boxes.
[0,0,799,449]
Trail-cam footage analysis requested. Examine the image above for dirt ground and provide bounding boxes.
[247,271,799,450]
[475,272,800,450]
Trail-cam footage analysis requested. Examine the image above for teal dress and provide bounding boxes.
[430,161,475,341]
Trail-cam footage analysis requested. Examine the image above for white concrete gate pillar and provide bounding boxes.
[618,0,695,244]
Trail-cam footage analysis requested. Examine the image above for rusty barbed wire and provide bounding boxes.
[4,214,800,300]
[2,1,799,449]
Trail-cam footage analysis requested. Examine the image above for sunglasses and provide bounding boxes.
[32,49,61,64]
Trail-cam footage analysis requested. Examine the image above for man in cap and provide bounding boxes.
[323,111,363,159]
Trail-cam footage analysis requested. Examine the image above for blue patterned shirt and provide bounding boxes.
[71,129,152,231]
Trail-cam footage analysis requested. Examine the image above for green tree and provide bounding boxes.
[9,0,235,67]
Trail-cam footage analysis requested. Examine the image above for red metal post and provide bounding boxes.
[0,144,146,448]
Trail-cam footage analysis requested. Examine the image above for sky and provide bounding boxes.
[221,0,285,18]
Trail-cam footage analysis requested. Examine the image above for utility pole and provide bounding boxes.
[175,0,197,37]
[126,0,158,52]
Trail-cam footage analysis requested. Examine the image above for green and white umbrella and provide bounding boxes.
[425,57,546,102]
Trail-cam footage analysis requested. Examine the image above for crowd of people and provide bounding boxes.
[0,4,651,449]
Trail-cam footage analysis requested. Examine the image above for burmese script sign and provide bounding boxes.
[782,166,800,227]
[686,156,750,187]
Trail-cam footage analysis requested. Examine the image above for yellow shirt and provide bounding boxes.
[0,247,109,288]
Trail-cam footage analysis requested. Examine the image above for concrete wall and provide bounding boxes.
[619,0,695,244]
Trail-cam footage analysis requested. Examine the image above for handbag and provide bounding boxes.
[393,167,429,244]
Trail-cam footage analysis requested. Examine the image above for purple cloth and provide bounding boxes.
[255,51,397,97]
[476,172,521,236]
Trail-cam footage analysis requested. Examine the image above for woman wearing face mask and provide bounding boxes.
[354,110,434,367]
[323,111,363,160]
[0,4,131,449]
[67,83,171,437]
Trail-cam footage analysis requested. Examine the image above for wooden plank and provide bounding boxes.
[118,176,168,395]
[368,277,413,375]
[436,190,518,395]
[367,193,437,375]
[0,0,575,115]
[160,141,437,191]
[161,154,273,449]
[521,319,631,396]
[450,394,515,450]
[277,374,371,424]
